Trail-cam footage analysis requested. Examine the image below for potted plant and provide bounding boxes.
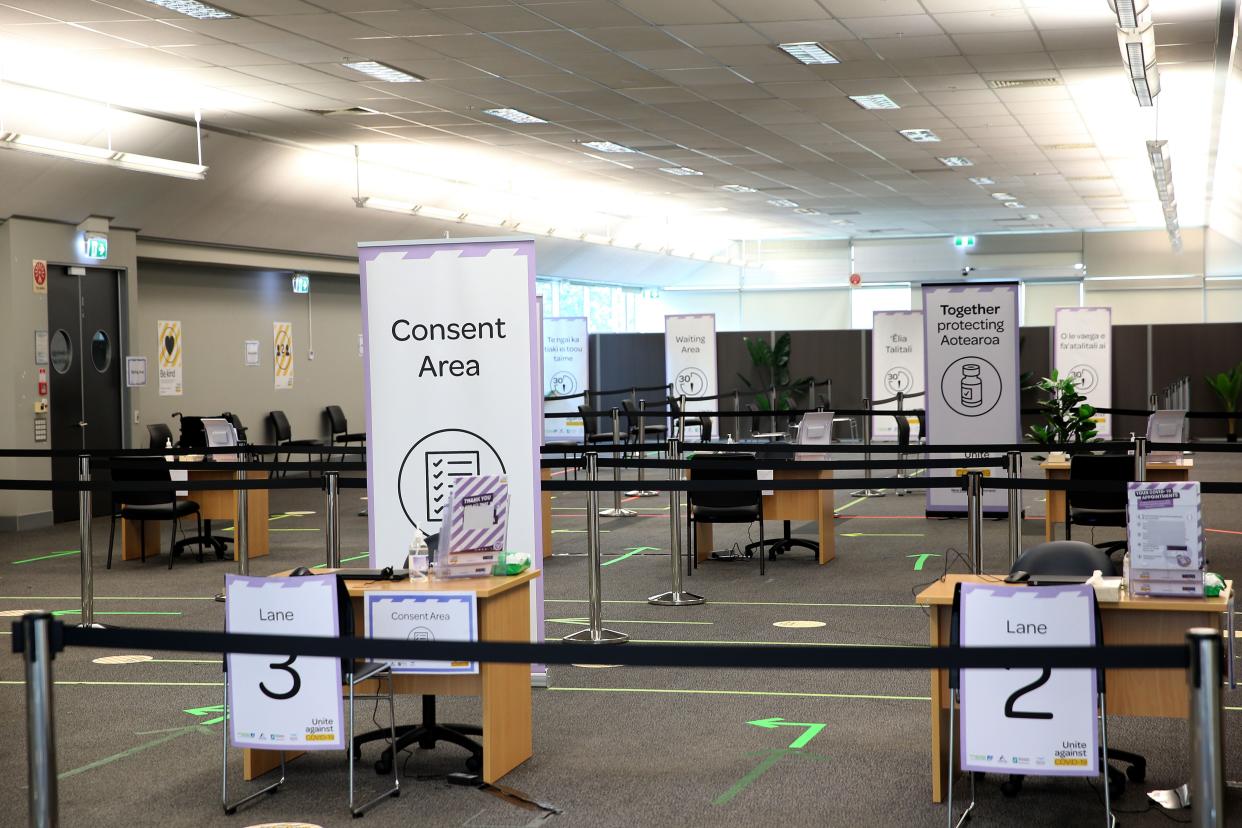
[1026,370,1099,457]
[736,332,813,414]
[1205,362,1242,442]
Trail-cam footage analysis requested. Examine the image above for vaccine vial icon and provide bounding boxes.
[960,363,983,408]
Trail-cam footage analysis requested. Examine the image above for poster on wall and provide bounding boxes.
[273,322,294,389]
[157,319,183,397]
[358,236,542,581]
[543,316,588,441]
[871,310,924,441]
[225,574,344,751]
[959,583,1098,777]
[1054,307,1112,439]
[923,282,1019,514]
[32,259,47,294]
[665,314,717,440]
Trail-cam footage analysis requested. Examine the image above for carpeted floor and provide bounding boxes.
[2,455,1242,827]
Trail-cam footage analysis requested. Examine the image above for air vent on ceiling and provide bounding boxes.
[987,77,1061,89]
[308,107,380,116]
[824,209,861,216]
[1041,143,1095,151]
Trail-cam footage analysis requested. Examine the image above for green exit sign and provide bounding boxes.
[953,235,976,249]
[84,233,108,259]
[291,274,310,294]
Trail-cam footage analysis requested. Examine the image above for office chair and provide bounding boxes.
[669,397,712,442]
[147,423,174,450]
[325,405,366,461]
[1066,453,1131,559]
[621,398,668,446]
[268,409,325,476]
[578,404,618,448]
[1004,541,1146,796]
[891,414,925,496]
[104,460,208,569]
[687,452,767,574]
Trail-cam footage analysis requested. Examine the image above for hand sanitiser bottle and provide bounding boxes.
[960,363,983,408]
[408,529,429,579]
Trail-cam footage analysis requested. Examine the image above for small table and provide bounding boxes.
[244,569,535,785]
[1041,458,1193,541]
[121,468,270,561]
[917,574,1231,803]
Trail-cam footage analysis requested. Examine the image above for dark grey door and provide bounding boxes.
[48,266,124,522]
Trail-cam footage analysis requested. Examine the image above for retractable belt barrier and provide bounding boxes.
[0,444,365,459]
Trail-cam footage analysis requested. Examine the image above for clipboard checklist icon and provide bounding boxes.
[426,451,480,522]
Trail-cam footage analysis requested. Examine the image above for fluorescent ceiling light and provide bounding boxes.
[580,140,633,153]
[766,198,799,207]
[1119,24,1159,106]
[793,207,820,215]
[660,166,702,176]
[969,177,995,186]
[990,192,1016,200]
[663,285,740,292]
[1108,0,1149,30]
[850,94,899,110]
[899,128,940,143]
[938,156,973,167]
[0,132,206,179]
[143,0,232,19]
[342,61,422,83]
[1085,274,1197,281]
[777,42,839,65]
[483,108,546,124]
[1003,201,1025,208]
[720,184,758,193]
[1024,214,1041,220]
[1206,275,1242,281]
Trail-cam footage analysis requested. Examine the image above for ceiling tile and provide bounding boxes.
[865,35,960,60]
[820,0,926,17]
[663,23,769,47]
[844,14,945,39]
[342,10,474,36]
[934,10,1032,34]
[435,5,561,32]
[621,48,721,70]
[521,1,648,28]
[164,43,288,66]
[714,0,832,23]
[616,0,737,26]
[747,19,853,42]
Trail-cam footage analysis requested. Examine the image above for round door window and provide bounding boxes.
[91,330,111,372]
[50,329,72,374]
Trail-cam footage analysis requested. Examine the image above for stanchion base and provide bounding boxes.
[1147,785,1190,810]
[849,489,886,498]
[75,622,107,629]
[598,508,638,517]
[624,490,659,497]
[213,592,226,603]
[561,628,629,644]
[648,591,705,606]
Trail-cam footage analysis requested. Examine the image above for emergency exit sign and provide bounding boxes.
[84,233,108,259]
[291,273,310,294]
[953,235,976,249]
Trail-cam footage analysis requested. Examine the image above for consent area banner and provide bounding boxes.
[923,283,1019,514]
[1054,307,1112,439]
[543,316,588,441]
[871,310,924,441]
[665,314,717,439]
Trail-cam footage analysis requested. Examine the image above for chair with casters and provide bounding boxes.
[687,452,766,574]
[104,460,208,569]
[146,423,174,450]
[268,409,326,477]
[325,405,366,462]
[669,397,712,442]
[1065,453,1132,559]
[1004,540,1146,797]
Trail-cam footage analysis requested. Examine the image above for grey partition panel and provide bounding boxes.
[1152,322,1242,439]
[588,332,664,432]
[786,330,865,410]
[1019,327,1050,434]
[718,330,765,402]
[1111,325,1150,437]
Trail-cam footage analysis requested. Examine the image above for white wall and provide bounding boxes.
[1023,282,1082,326]
[1080,286,1206,325]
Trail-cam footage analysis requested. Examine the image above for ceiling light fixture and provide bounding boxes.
[1108,0,1149,30]
[990,192,1016,200]
[1118,22,1159,106]
[342,61,423,83]
[143,0,232,19]
[660,166,702,176]
[766,198,799,208]
[720,184,758,193]
[1146,139,1181,251]
[1085,273,1196,282]
[969,177,995,186]
[850,94,900,110]
[0,132,207,179]
[483,108,546,124]
[580,140,633,153]
[938,156,973,167]
[793,208,821,215]
[1003,201,1025,208]
[777,42,839,65]
[898,128,940,142]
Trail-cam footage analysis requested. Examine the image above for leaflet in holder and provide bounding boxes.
[201,417,240,462]
[1146,410,1186,460]
[795,410,833,462]
[1126,481,1204,597]
[435,475,510,578]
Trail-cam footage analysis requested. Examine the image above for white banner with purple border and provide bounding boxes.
[543,316,588,441]
[923,282,1020,513]
[959,583,1099,777]
[665,314,717,439]
[871,310,924,441]
[225,574,344,751]
[1054,306,1112,439]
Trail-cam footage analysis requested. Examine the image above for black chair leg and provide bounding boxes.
[196,513,205,563]
[167,517,178,569]
[140,520,146,564]
[107,514,116,570]
[759,519,765,576]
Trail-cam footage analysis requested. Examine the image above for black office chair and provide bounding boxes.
[325,405,366,461]
[1066,453,1131,559]
[268,409,325,476]
[669,397,712,442]
[687,452,766,574]
[104,460,207,569]
[1004,541,1146,796]
[621,399,668,449]
[578,404,617,448]
[146,423,174,450]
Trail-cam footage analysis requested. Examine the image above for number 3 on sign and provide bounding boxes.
[1004,668,1053,720]
[259,655,301,701]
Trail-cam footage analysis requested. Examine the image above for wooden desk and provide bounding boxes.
[1041,459,1192,541]
[690,466,836,566]
[245,569,535,786]
[121,468,270,561]
[917,574,1230,803]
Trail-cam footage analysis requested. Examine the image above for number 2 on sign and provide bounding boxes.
[1004,668,1053,720]
[259,655,301,700]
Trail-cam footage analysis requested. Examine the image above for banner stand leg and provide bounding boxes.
[221,680,287,814]
[563,453,628,644]
[214,470,250,603]
[599,408,636,518]
[946,688,975,828]
[650,439,705,607]
[625,399,658,497]
[850,399,885,497]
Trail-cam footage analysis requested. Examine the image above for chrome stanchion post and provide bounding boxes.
[21,612,58,828]
[1135,434,1148,482]
[325,470,340,569]
[650,438,705,606]
[1149,393,1159,411]
[563,453,628,644]
[1187,628,1225,827]
[678,393,689,443]
[852,398,885,497]
[1007,451,1022,567]
[809,379,816,412]
[966,471,983,573]
[77,454,100,628]
[599,408,636,517]
[626,400,657,497]
[235,469,250,577]
[733,389,741,440]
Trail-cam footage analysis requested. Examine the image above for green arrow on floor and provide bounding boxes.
[183,704,227,725]
[840,532,924,538]
[601,546,659,566]
[907,553,941,571]
[747,716,826,749]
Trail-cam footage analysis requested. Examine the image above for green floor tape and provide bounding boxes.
[12,550,79,565]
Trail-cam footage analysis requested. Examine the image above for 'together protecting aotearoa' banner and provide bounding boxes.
[1054,307,1111,439]
[665,314,717,439]
[543,316,588,441]
[358,237,542,575]
[871,310,924,441]
[923,282,1020,514]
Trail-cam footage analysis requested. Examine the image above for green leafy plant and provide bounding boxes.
[1205,362,1242,442]
[1026,370,1099,447]
[736,332,813,412]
